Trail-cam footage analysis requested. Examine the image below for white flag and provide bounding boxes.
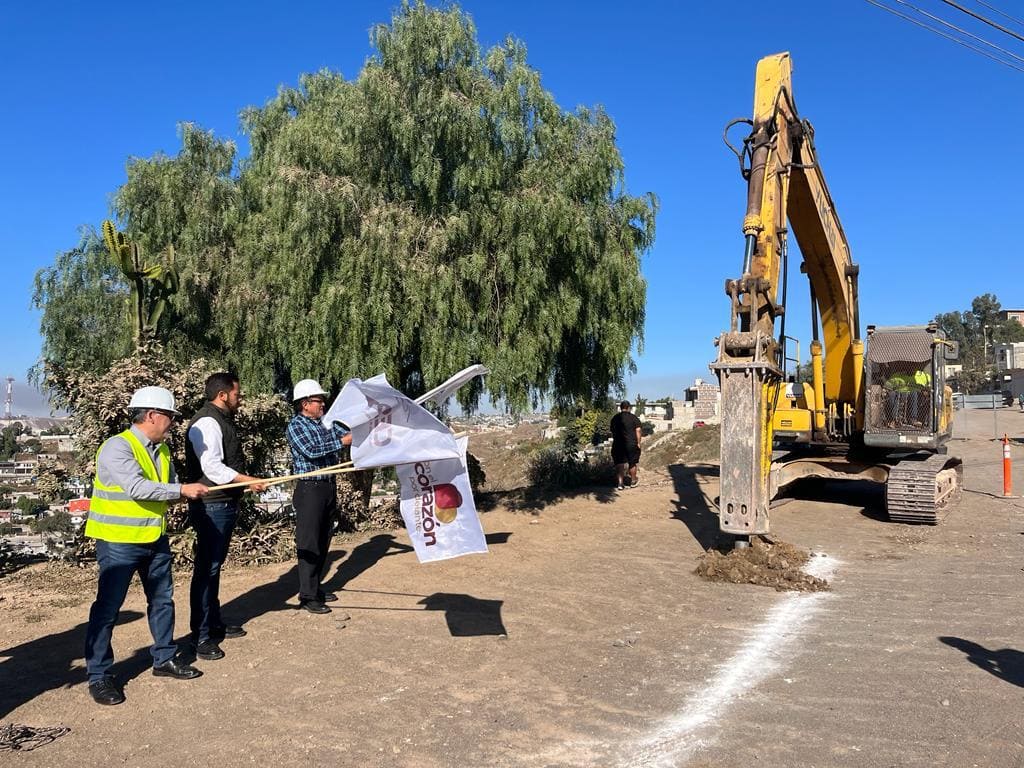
[397,437,487,562]
[415,364,489,407]
[323,374,460,469]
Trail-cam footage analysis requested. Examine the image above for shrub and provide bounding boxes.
[31,511,73,534]
[527,448,615,490]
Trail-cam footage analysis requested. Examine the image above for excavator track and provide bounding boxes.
[885,452,963,525]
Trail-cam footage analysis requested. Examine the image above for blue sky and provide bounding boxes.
[2,0,1022,414]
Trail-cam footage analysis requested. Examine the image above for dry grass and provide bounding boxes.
[641,424,721,470]
[461,422,553,491]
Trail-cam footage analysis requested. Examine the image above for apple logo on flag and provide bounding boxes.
[433,483,462,524]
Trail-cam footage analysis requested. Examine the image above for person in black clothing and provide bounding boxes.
[610,400,642,490]
[184,372,266,661]
[285,379,353,614]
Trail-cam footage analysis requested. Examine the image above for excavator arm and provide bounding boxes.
[712,52,862,537]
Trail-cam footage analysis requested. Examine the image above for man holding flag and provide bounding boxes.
[286,379,352,614]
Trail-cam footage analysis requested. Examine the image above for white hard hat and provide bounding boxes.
[292,379,328,402]
[128,386,180,414]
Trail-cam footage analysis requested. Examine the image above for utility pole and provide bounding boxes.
[3,377,12,420]
[986,326,999,438]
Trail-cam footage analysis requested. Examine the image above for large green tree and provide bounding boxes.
[934,293,1024,392]
[40,1,654,411]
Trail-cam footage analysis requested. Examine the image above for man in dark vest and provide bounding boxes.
[185,372,266,661]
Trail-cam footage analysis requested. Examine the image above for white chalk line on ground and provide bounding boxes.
[622,555,840,768]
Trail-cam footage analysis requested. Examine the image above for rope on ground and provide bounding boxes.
[0,723,71,751]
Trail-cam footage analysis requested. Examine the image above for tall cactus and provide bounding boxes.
[102,220,180,349]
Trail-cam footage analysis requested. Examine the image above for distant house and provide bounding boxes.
[0,454,36,485]
[999,310,1024,326]
[68,498,90,513]
[682,378,721,423]
[994,342,1024,371]
[637,379,721,433]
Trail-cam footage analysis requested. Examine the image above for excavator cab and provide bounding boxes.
[863,325,955,451]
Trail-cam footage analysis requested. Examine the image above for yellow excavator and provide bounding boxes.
[711,52,962,543]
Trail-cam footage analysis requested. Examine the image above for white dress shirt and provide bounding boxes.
[187,417,241,485]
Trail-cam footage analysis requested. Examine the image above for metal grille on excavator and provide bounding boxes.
[866,359,934,433]
[866,331,933,365]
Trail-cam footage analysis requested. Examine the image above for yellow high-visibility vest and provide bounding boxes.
[85,429,171,544]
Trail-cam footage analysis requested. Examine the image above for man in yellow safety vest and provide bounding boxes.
[83,386,210,706]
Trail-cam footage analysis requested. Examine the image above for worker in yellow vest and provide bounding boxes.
[83,386,210,706]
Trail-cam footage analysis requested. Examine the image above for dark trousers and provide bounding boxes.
[293,480,336,602]
[188,499,239,642]
[84,536,176,683]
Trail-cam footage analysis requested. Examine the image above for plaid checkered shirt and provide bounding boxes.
[286,414,349,480]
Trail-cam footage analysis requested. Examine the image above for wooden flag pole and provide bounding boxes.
[206,430,470,492]
[207,464,361,492]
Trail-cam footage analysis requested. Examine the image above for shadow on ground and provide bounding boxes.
[776,477,887,522]
[668,463,724,551]
[0,552,359,716]
[322,536,408,593]
[0,529,516,716]
[477,483,618,513]
[418,593,506,637]
[218,549,348,624]
[939,637,1024,688]
[0,610,145,718]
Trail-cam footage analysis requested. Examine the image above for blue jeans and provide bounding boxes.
[84,536,176,683]
[188,500,239,643]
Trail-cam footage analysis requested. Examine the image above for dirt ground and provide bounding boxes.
[3,408,1024,766]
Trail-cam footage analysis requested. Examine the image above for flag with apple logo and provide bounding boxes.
[397,436,487,562]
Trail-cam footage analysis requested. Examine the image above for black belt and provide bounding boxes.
[298,477,335,483]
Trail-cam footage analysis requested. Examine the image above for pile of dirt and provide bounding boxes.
[695,536,830,592]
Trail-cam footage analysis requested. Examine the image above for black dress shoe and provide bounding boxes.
[219,624,247,639]
[88,677,125,706]
[194,639,225,660]
[319,592,338,603]
[300,600,331,614]
[153,657,203,679]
